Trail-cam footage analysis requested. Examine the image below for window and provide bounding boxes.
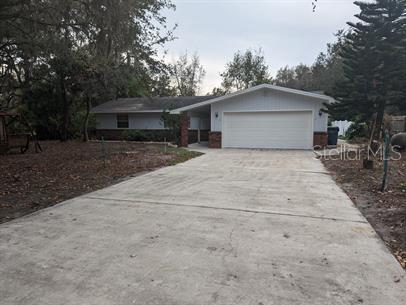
[117,114,129,128]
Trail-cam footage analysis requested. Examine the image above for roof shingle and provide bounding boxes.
[90,96,215,114]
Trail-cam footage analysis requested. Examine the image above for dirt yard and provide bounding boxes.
[322,150,406,269]
[0,141,202,223]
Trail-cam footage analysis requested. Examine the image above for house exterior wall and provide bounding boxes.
[95,112,209,131]
[94,112,209,144]
[189,109,211,130]
[95,114,117,129]
[95,113,165,130]
[210,89,328,132]
[190,117,210,130]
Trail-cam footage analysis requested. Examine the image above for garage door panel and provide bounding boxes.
[223,111,313,149]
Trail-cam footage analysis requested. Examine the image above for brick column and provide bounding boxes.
[180,113,189,147]
[209,132,222,148]
[313,132,328,149]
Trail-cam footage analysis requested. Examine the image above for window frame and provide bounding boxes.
[116,114,129,129]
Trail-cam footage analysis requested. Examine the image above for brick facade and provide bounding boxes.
[313,132,328,149]
[94,129,126,140]
[180,113,189,147]
[95,128,327,150]
[94,129,176,142]
[209,132,222,148]
[188,130,209,144]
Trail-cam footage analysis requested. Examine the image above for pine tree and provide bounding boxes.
[327,0,406,140]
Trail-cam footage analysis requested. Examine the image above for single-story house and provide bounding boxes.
[90,96,214,143]
[91,84,334,149]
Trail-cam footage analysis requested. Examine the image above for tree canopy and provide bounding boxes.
[215,49,272,94]
[170,52,206,96]
[273,31,346,93]
[326,0,406,139]
[0,0,175,140]
[2,0,405,143]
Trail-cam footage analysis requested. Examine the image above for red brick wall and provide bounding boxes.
[188,130,209,144]
[209,132,222,148]
[94,129,126,140]
[180,113,189,147]
[96,129,327,150]
[313,132,328,149]
[94,129,176,142]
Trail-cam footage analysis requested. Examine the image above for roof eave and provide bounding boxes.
[170,84,334,114]
[90,110,164,114]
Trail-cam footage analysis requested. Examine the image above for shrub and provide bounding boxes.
[124,130,147,141]
[161,111,181,145]
[346,121,368,140]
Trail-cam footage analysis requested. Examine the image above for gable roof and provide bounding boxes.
[170,84,334,114]
[90,96,215,114]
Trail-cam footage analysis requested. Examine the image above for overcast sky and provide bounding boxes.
[163,0,360,94]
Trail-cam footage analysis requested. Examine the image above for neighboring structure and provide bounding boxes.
[391,116,406,133]
[0,111,42,154]
[91,96,213,142]
[92,84,333,149]
[332,120,352,136]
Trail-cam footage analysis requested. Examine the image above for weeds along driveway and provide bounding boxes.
[0,141,202,223]
[0,149,405,305]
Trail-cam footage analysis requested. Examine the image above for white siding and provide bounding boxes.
[190,116,210,130]
[95,113,165,130]
[129,113,164,129]
[95,114,117,129]
[96,113,210,131]
[200,117,210,130]
[190,117,200,130]
[211,88,328,132]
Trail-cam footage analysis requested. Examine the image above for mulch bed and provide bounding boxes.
[0,141,201,224]
[322,150,406,269]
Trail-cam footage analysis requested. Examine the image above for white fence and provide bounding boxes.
[331,120,352,136]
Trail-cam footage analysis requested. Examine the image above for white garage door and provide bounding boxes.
[222,111,313,149]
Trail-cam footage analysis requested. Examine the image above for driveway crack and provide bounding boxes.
[83,196,368,224]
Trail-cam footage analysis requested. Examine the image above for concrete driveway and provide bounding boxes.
[1,149,405,305]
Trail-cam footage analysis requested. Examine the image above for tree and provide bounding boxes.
[274,64,313,91]
[326,0,406,141]
[273,66,297,89]
[273,31,346,93]
[0,0,176,140]
[311,31,346,93]
[218,49,271,93]
[161,110,181,144]
[170,52,205,96]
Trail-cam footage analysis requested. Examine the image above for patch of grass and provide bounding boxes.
[163,147,203,165]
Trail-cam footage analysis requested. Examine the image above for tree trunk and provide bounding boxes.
[373,109,385,141]
[368,109,385,150]
[60,79,69,142]
[363,107,385,169]
[83,97,91,142]
[368,113,377,148]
